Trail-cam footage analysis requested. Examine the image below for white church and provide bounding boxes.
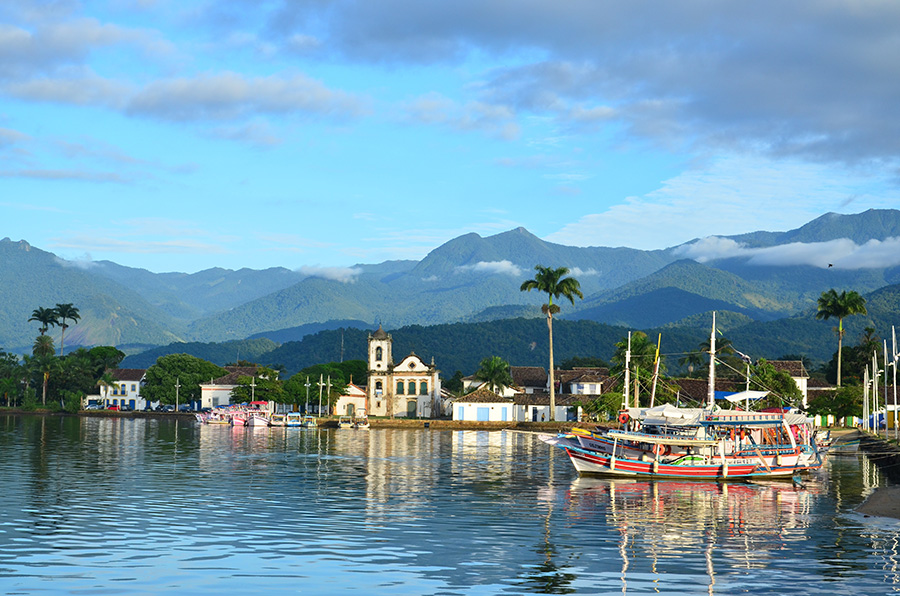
[366,326,443,418]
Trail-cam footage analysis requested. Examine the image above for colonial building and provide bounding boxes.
[333,383,367,417]
[199,366,259,409]
[99,368,148,410]
[366,326,442,418]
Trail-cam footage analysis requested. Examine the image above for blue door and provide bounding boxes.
[476,407,490,421]
[500,407,508,422]
[457,406,465,421]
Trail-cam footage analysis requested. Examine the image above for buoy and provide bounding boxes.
[618,412,630,425]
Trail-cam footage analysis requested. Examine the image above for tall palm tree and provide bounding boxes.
[31,354,58,407]
[816,288,868,387]
[28,307,58,336]
[520,265,583,421]
[97,371,119,406]
[54,303,80,356]
[474,356,514,394]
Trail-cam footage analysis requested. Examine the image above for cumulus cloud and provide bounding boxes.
[127,72,366,122]
[259,1,900,165]
[455,260,524,276]
[298,265,362,283]
[570,267,599,277]
[674,236,900,269]
[403,92,519,140]
[546,155,900,250]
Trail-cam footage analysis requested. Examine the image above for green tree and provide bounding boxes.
[142,353,227,405]
[54,303,80,356]
[748,358,803,409]
[30,354,59,407]
[474,356,514,394]
[96,371,119,405]
[807,385,863,421]
[0,377,18,407]
[520,265,583,421]
[28,306,58,336]
[230,366,284,404]
[816,289,867,387]
[443,370,465,394]
[33,334,55,358]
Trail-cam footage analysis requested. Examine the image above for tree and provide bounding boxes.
[816,289,868,387]
[474,356,514,394]
[54,303,80,356]
[748,358,803,409]
[142,353,227,405]
[96,371,119,405]
[520,265,583,421]
[30,354,59,407]
[33,334,55,358]
[28,307,58,336]
[0,377,18,407]
[807,385,863,421]
[230,366,284,404]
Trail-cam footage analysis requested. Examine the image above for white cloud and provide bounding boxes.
[674,236,900,269]
[297,265,362,283]
[570,267,598,277]
[455,260,524,276]
[403,92,520,140]
[126,72,366,122]
[546,154,900,250]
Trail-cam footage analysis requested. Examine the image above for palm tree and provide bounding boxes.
[0,377,18,407]
[816,289,868,387]
[33,334,55,358]
[28,307,58,336]
[520,265,583,421]
[474,356,514,394]
[97,371,119,405]
[54,303,80,356]
[31,354,58,407]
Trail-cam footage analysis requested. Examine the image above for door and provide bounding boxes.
[407,400,417,418]
[457,406,465,421]
[500,407,508,422]
[347,403,355,417]
[477,407,490,421]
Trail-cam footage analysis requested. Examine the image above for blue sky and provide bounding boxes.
[2,1,899,274]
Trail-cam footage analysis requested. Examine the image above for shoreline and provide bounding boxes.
[857,486,900,519]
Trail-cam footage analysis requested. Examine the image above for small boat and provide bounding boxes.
[285,412,303,428]
[353,409,370,429]
[231,413,247,426]
[247,413,270,427]
[300,415,317,429]
[338,416,354,429]
[269,413,286,427]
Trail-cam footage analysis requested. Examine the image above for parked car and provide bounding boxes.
[156,404,174,412]
[84,404,102,410]
[107,405,120,411]
[178,404,192,412]
[120,405,133,412]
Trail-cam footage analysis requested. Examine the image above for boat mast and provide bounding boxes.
[622,331,631,411]
[707,312,716,410]
[649,334,661,409]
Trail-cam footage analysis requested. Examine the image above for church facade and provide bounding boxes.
[366,326,442,418]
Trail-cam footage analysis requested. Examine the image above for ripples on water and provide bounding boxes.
[1,415,899,595]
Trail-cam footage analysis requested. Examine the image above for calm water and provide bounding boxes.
[1,416,898,595]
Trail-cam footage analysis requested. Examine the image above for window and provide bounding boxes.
[131,384,136,392]
[121,384,127,395]
[375,381,383,395]
[375,347,383,361]
[396,381,405,395]
[420,381,428,395]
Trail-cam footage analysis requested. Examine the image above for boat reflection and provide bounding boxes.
[562,477,819,593]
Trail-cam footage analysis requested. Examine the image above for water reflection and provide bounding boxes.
[2,416,900,595]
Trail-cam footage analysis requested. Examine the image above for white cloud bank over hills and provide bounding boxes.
[675,237,900,269]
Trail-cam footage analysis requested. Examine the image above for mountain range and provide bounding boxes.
[2,209,899,373]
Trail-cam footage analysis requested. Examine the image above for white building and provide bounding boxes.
[333,383,367,417]
[453,387,516,422]
[199,366,259,409]
[366,326,442,418]
[98,368,149,410]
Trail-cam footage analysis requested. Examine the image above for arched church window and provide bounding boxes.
[396,381,405,395]
[375,347,383,361]
[420,381,428,395]
[375,381,383,394]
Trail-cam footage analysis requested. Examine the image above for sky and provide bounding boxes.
[2,1,900,274]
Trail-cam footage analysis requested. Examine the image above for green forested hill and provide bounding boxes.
[0,239,185,353]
